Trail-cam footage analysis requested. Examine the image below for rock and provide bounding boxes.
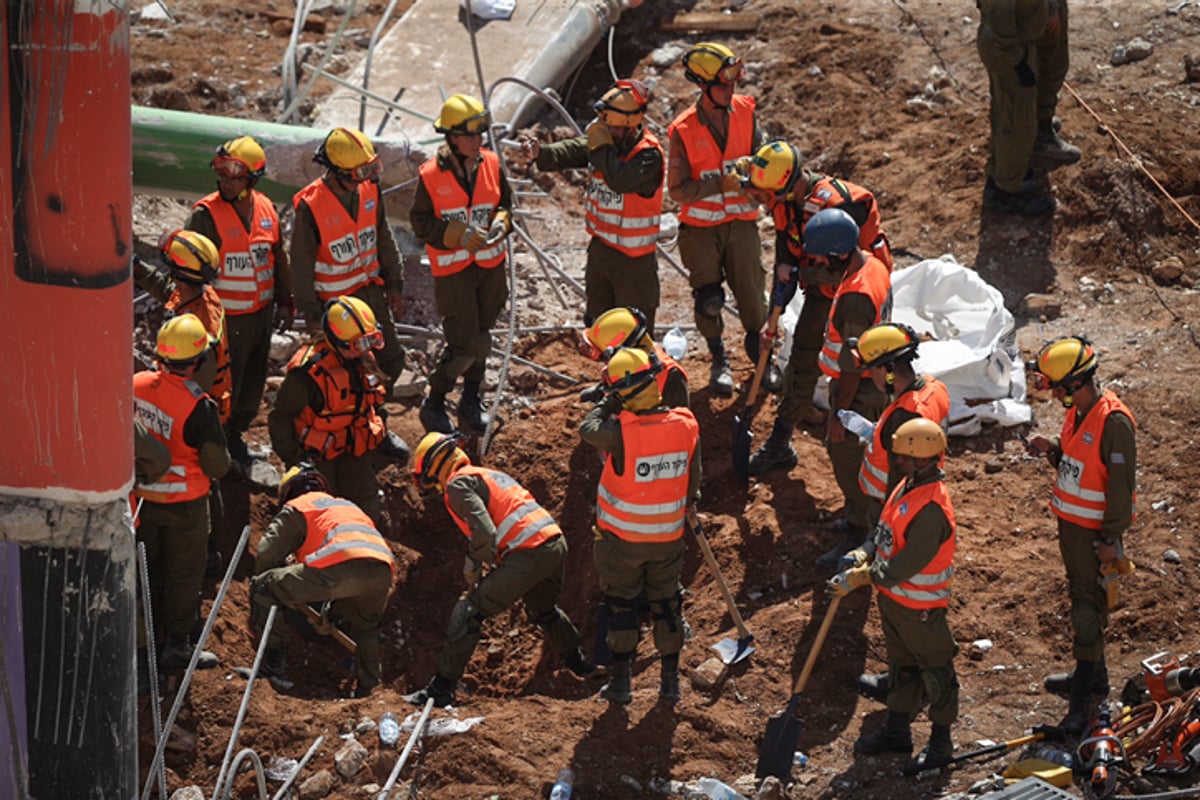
[1186,54,1200,83]
[1111,37,1153,66]
[984,458,1004,475]
[649,43,687,68]
[335,739,369,779]
[169,788,205,800]
[1020,293,1062,319]
[165,724,196,754]
[690,657,727,691]
[757,775,786,799]
[1151,257,1185,285]
[299,770,334,800]
[1164,549,1182,565]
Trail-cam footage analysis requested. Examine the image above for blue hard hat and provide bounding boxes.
[803,207,860,257]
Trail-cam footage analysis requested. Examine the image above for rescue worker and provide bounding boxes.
[803,209,893,568]
[579,348,701,705]
[186,135,293,465]
[1025,335,1136,733]
[133,314,230,674]
[743,139,894,476]
[292,127,407,394]
[268,295,410,522]
[579,306,690,409]
[250,464,395,698]
[831,418,959,773]
[977,0,1078,216]
[403,433,595,708]
[410,94,514,435]
[668,42,778,397]
[527,80,665,333]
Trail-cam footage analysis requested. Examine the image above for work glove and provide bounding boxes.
[797,263,843,287]
[720,170,743,194]
[462,556,482,587]
[772,268,799,307]
[459,225,488,253]
[826,564,871,598]
[1014,54,1037,88]
[486,209,511,245]
[579,384,605,404]
[837,542,875,572]
[274,296,296,333]
[586,120,614,151]
[443,219,469,250]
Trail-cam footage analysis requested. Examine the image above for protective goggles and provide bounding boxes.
[712,56,745,84]
[158,230,217,282]
[344,329,384,353]
[211,154,253,179]
[593,79,650,118]
[451,110,492,136]
[342,155,382,183]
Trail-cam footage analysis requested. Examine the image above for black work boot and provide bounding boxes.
[403,674,456,708]
[458,381,490,434]
[1044,660,1109,699]
[744,331,782,394]
[748,419,798,476]
[159,635,218,671]
[856,672,890,703]
[1058,660,1098,735]
[602,653,633,705]
[906,724,954,774]
[982,184,1056,217]
[226,431,251,466]
[1033,119,1082,165]
[419,392,456,434]
[854,711,914,755]
[377,431,410,466]
[659,654,681,705]
[565,649,597,678]
[706,338,734,396]
[260,648,288,680]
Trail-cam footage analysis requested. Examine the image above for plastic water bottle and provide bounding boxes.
[378,711,400,747]
[697,776,748,800]
[836,408,876,444]
[662,327,687,360]
[549,767,574,800]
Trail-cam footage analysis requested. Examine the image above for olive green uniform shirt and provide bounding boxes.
[536,134,663,197]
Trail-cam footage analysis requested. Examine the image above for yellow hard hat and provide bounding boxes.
[322,296,383,353]
[434,94,491,135]
[593,80,650,129]
[852,322,919,369]
[683,42,744,86]
[1031,336,1098,388]
[749,140,802,194]
[605,347,663,412]
[583,307,649,361]
[891,417,947,459]
[211,135,267,179]
[279,461,329,504]
[159,229,220,285]
[155,313,212,365]
[412,432,469,492]
[314,127,381,182]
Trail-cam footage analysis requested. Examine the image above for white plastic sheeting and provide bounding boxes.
[777,255,1031,436]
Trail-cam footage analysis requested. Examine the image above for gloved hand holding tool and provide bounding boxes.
[826,564,871,598]
[586,119,613,151]
[486,209,511,245]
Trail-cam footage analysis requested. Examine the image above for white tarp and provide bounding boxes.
[778,255,1031,436]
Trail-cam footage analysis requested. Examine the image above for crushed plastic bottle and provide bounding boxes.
[549,767,574,800]
[836,408,876,444]
[662,327,688,360]
[792,750,808,768]
[697,776,748,800]
[378,711,400,747]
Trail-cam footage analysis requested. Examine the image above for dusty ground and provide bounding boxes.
[132,1,1200,798]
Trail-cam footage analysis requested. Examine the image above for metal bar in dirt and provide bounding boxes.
[211,605,279,800]
[379,697,436,799]
[272,735,325,800]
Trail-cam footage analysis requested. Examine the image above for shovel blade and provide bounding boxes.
[732,413,752,485]
[756,694,802,781]
[712,635,755,665]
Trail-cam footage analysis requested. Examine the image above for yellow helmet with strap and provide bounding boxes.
[605,347,663,412]
[682,42,744,86]
[583,307,649,361]
[155,313,212,365]
[160,229,219,285]
[749,140,802,194]
[891,417,946,459]
[412,432,469,492]
[434,94,491,135]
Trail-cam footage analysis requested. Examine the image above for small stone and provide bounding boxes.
[983,458,1004,475]
[691,657,727,691]
[299,770,334,800]
[1186,54,1200,83]
[1151,257,1185,285]
[1020,293,1061,319]
[1164,549,1182,565]
[335,739,369,779]
[165,724,195,754]
[168,788,205,800]
[1112,37,1153,65]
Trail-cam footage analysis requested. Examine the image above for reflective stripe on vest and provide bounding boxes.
[133,370,210,503]
[668,95,758,227]
[874,479,956,609]
[1050,390,1137,529]
[197,191,280,314]
[819,255,892,379]
[858,378,951,500]
[290,493,395,573]
[419,150,506,276]
[167,287,232,423]
[293,178,381,299]
[286,342,386,459]
[445,466,561,560]
[596,407,698,542]
[584,130,664,257]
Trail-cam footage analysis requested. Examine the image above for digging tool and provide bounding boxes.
[756,595,842,781]
[903,731,1048,777]
[299,603,357,653]
[689,520,754,664]
[733,289,786,484]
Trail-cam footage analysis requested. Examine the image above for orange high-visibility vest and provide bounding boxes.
[167,286,232,423]
[585,130,664,257]
[444,466,561,561]
[289,492,395,573]
[133,369,211,504]
[773,175,894,300]
[196,191,280,314]
[818,255,892,380]
[1051,390,1137,529]
[597,407,698,543]
[286,342,386,459]
[293,178,382,299]
[654,343,688,400]
[669,95,758,227]
[875,479,956,609]
[859,378,951,501]
[419,149,506,276]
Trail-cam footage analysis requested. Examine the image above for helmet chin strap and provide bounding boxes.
[704,85,730,110]
[885,366,896,400]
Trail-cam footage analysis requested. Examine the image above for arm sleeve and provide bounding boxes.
[375,199,405,291]
[535,137,590,172]
[133,258,175,305]
[578,398,624,458]
[590,143,664,197]
[830,293,876,409]
[290,200,322,323]
[408,174,446,247]
[183,397,231,479]
[134,420,171,485]
[185,206,221,249]
[1100,411,1137,543]
[666,128,725,205]
[446,475,499,566]
[272,235,293,302]
[870,501,952,587]
[254,505,308,573]
[268,370,321,468]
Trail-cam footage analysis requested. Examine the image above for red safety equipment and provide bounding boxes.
[668,95,758,226]
[132,370,211,504]
[444,466,562,561]
[858,379,951,501]
[286,342,386,459]
[292,178,382,300]
[818,256,893,379]
[585,129,664,257]
[418,149,506,275]
[195,192,280,314]
[1051,390,1137,529]
[875,479,956,609]
[289,493,395,572]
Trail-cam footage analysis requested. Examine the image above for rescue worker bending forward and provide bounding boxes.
[579,306,690,409]
[579,348,701,705]
[404,433,594,708]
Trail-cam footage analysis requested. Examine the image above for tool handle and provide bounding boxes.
[792,595,841,696]
[299,604,357,653]
[691,522,751,639]
[746,303,784,407]
[905,732,1045,775]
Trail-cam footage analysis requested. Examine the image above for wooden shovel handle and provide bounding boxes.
[746,303,784,407]
[792,595,841,695]
[299,604,357,653]
[691,522,752,639]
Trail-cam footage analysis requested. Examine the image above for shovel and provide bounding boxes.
[755,595,842,781]
[690,520,754,664]
[733,295,785,485]
[299,603,358,653]
[902,731,1047,776]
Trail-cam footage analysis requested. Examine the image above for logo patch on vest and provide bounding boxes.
[898,502,909,517]
[1082,432,1094,445]
[260,217,274,229]
[365,198,376,212]
[634,450,689,483]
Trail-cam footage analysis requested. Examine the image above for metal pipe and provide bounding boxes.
[303,62,436,125]
[272,736,325,800]
[379,698,435,799]
[211,605,279,800]
[137,543,167,800]
[395,324,579,383]
[359,0,405,132]
[219,749,268,800]
[277,0,360,124]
